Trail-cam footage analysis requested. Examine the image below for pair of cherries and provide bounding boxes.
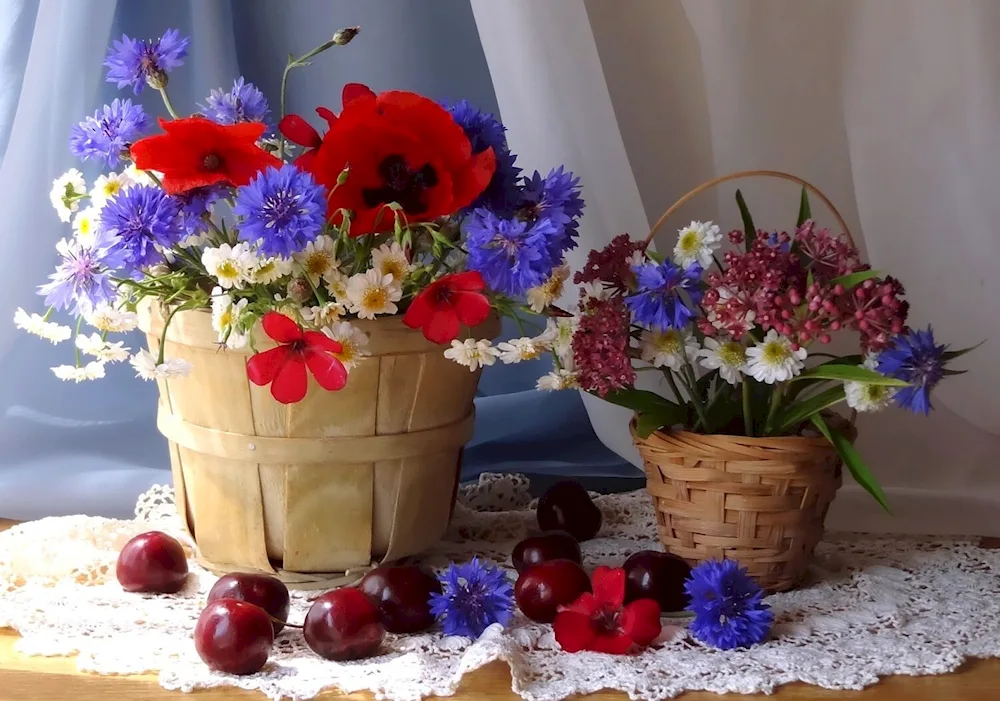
[117,532,442,675]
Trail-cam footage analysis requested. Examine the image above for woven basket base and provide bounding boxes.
[634,425,846,593]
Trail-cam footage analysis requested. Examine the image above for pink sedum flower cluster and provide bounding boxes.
[572,295,635,397]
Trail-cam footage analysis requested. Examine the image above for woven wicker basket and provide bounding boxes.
[138,301,499,588]
[634,171,859,593]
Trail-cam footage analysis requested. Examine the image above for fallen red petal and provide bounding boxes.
[588,632,635,655]
[592,566,627,609]
[619,599,662,647]
[552,611,595,653]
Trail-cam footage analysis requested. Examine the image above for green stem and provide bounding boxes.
[664,370,686,407]
[742,380,754,437]
[157,88,180,119]
[73,315,83,366]
[764,382,786,435]
[681,369,710,432]
[156,304,189,366]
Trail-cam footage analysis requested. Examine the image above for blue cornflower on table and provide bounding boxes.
[626,259,704,330]
[233,165,328,258]
[877,326,947,415]
[101,184,184,272]
[104,29,189,93]
[464,208,559,297]
[202,77,272,126]
[429,557,514,639]
[685,559,773,650]
[37,229,127,316]
[69,99,148,167]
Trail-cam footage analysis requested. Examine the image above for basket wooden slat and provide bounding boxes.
[633,425,845,593]
[139,301,498,589]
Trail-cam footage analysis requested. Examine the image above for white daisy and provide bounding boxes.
[639,329,699,371]
[85,304,138,333]
[178,231,211,248]
[745,330,807,384]
[202,243,255,290]
[844,355,897,412]
[371,241,413,284]
[698,336,749,386]
[581,281,611,302]
[130,349,192,381]
[301,301,346,327]
[74,333,130,363]
[323,321,371,370]
[122,164,160,187]
[497,336,546,364]
[673,220,722,269]
[72,207,102,246]
[324,269,350,303]
[444,338,500,372]
[51,361,106,382]
[49,169,87,222]
[13,308,72,344]
[89,172,130,209]
[210,290,249,349]
[526,264,571,313]
[536,369,579,391]
[539,316,578,364]
[293,235,339,285]
[251,256,294,285]
[346,269,402,319]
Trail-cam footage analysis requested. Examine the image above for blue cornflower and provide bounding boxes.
[104,29,189,94]
[201,77,271,126]
[69,99,149,167]
[101,185,184,271]
[174,186,226,239]
[876,326,946,415]
[447,100,522,213]
[519,167,585,259]
[685,559,773,650]
[233,165,327,258]
[464,208,559,296]
[626,260,703,330]
[428,557,514,639]
[37,229,127,316]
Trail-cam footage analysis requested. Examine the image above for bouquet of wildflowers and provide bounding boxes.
[558,189,976,510]
[16,27,584,404]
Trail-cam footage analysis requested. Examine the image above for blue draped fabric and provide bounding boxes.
[0,0,632,521]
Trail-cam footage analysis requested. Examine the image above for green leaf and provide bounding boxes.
[645,248,664,264]
[735,189,756,250]
[942,368,968,376]
[811,414,891,513]
[603,388,686,421]
[634,412,667,439]
[794,365,908,386]
[796,187,812,227]
[828,269,883,290]
[774,385,846,433]
[942,340,985,361]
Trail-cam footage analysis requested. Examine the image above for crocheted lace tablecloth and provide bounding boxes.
[2,473,999,701]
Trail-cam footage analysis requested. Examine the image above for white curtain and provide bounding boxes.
[471,0,1000,536]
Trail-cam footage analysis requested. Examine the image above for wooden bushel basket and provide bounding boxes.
[634,170,860,593]
[138,301,500,588]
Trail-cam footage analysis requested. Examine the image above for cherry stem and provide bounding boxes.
[272,614,303,630]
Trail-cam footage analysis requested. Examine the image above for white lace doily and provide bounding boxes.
[2,474,1000,700]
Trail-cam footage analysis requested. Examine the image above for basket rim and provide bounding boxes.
[629,415,854,449]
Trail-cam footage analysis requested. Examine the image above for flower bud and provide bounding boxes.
[148,264,172,277]
[337,165,351,186]
[332,26,360,46]
[286,278,313,304]
[818,334,831,344]
[145,67,169,91]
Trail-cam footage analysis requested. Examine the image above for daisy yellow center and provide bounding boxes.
[718,341,747,367]
[678,231,701,253]
[305,252,333,277]
[761,340,792,365]
[542,274,565,299]
[255,261,276,278]
[654,331,683,355]
[217,261,240,279]
[381,259,407,280]
[519,344,543,361]
[863,384,890,402]
[78,218,93,235]
[361,287,388,310]
[219,308,233,328]
[336,341,358,364]
[103,181,121,198]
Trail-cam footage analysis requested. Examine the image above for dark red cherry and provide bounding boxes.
[116,531,188,594]
[622,550,692,612]
[194,599,274,675]
[536,481,602,542]
[358,565,442,634]
[208,573,291,635]
[511,531,582,573]
[514,559,591,623]
[304,588,384,661]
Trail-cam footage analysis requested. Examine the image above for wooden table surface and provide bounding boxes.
[2,518,1000,700]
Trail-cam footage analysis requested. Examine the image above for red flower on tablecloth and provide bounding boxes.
[131,117,281,194]
[246,312,347,404]
[553,566,661,654]
[281,83,495,235]
[403,271,491,344]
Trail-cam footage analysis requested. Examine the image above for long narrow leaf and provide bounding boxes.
[634,411,668,439]
[794,365,908,386]
[796,187,812,227]
[811,414,891,513]
[603,388,684,417]
[942,340,985,361]
[828,269,883,290]
[735,189,756,250]
[774,385,846,433]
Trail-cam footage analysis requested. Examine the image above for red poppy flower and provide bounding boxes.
[130,117,281,195]
[283,83,495,235]
[246,312,348,404]
[403,271,491,344]
[553,566,662,655]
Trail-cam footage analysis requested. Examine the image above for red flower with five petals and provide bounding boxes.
[403,271,491,344]
[246,313,348,404]
[131,117,281,195]
[282,83,495,235]
[553,566,661,654]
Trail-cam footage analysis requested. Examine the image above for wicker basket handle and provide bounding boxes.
[643,169,855,248]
